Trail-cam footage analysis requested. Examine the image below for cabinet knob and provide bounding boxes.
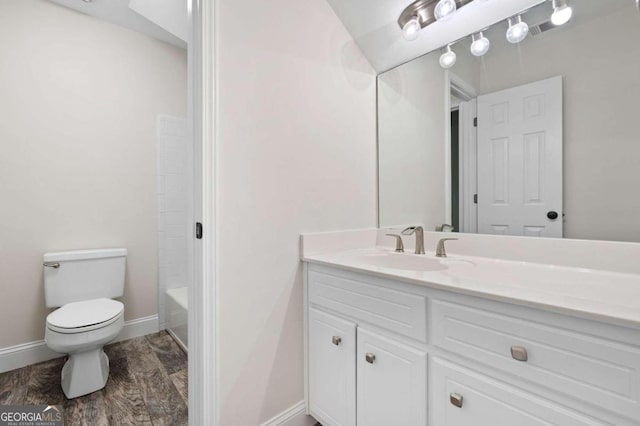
[332,336,342,346]
[511,346,528,362]
[450,393,463,408]
[365,353,376,364]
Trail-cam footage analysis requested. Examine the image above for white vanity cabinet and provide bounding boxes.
[356,328,427,426]
[304,263,640,426]
[308,308,356,426]
[308,307,426,426]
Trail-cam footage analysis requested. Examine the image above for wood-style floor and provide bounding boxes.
[0,331,187,425]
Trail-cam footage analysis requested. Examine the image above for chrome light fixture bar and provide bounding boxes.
[398,0,474,40]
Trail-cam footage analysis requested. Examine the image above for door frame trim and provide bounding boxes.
[189,0,218,424]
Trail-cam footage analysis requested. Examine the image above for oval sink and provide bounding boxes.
[352,253,448,272]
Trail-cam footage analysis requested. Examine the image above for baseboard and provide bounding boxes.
[260,401,316,426]
[0,314,159,373]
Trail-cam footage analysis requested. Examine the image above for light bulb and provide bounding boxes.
[439,45,457,69]
[506,15,529,43]
[435,0,457,21]
[402,15,421,41]
[470,32,490,57]
[551,0,572,26]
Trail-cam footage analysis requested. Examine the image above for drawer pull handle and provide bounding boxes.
[511,346,528,362]
[332,336,342,346]
[365,353,376,364]
[450,393,463,408]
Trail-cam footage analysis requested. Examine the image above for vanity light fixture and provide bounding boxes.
[439,44,457,68]
[434,0,457,20]
[398,0,474,41]
[551,0,573,26]
[506,15,529,43]
[470,31,490,56]
[402,15,422,40]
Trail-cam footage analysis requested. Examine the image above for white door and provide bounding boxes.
[357,328,427,426]
[477,76,563,237]
[308,308,356,426]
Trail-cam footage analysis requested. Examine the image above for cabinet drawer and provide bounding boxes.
[432,300,640,420]
[308,269,427,342]
[431,358,609,425]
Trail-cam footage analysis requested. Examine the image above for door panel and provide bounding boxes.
[308,308,356,426]
[477,76,563,237]
[357,328,427,426]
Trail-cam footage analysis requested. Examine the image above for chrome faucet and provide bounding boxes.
[436,238,458,258]
[401,226,425,255]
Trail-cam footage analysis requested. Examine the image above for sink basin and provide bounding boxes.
[352,253,448,272]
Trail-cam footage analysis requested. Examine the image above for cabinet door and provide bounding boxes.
[308,308,356,426]
[431,358,606,426]
[357,328,427,426]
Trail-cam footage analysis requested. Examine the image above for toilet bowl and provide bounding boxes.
[45,298,124,398]
[42,248,127,399]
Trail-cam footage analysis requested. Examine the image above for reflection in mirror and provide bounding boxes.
[378,0,640,242]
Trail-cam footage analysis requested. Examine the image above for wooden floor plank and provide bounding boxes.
[145,332,188,375]
[133,367,188,426]
[0,332,188,425]
[103,356,153,425]
[170,369,188,406]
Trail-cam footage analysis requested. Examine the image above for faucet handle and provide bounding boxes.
[436,223,455,232]
[386,234,404,253]
[436,238,458,258]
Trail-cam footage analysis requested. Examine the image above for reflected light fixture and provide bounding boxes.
[470,32,490,56]
[551,0,573,26]
[402,15,422,41]
[398,0,474,42]
[506,15,529,43]
[434,0,457,20]
[439,45,457,68]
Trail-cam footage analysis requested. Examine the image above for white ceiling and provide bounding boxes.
[49,0,187,49]
[326,0,549,73]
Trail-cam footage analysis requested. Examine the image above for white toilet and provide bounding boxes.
[43,248,127,399]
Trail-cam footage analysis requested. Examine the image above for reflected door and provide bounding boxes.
[477,76,563,238]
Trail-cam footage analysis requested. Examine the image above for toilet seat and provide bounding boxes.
[47,298,124,334]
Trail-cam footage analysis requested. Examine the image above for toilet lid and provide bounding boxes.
[47,298,124,331]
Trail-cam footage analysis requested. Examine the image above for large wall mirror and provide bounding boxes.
[378,0,640,242]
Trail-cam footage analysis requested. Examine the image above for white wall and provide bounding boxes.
[0,0,187,348]
[216,0,377,423]
[378,53,447,229]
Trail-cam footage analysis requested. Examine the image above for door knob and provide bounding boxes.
[365,353,376,364]
[547,211,559,220]
[450,393,463,408]
[332,336,342,346]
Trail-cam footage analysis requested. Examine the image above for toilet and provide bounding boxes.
[43,248,127,399]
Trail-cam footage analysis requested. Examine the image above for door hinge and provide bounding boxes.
[195,222,203,239]
[473,194,478,204]
[473,117,478,127]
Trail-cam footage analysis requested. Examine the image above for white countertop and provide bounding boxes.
[303,247,640,328]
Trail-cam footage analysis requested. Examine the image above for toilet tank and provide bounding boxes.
[43,248,127,308]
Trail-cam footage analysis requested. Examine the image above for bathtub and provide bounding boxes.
[166,287,188,352]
